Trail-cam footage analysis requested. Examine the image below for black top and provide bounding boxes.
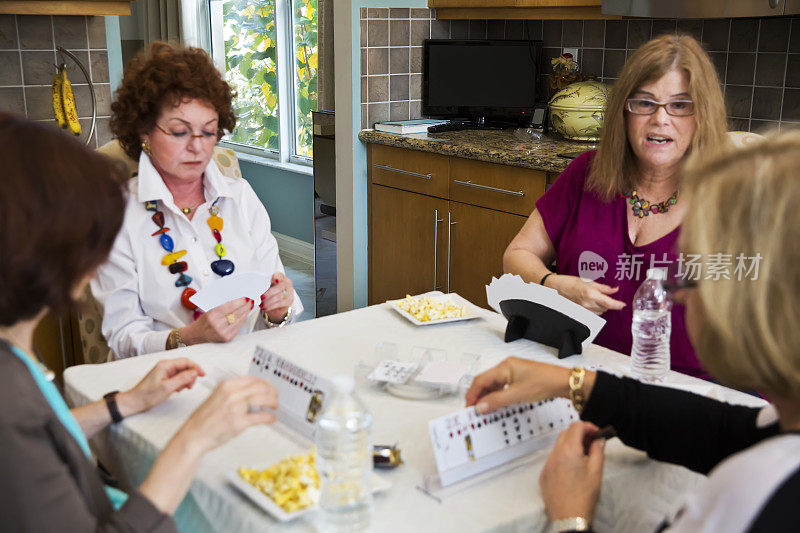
[575,372,797,532]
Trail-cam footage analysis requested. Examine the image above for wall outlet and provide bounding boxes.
[563,47,579,65]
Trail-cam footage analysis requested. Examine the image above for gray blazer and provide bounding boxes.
[0,341,177,532]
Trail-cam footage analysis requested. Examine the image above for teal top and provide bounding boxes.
[10,346,128,510]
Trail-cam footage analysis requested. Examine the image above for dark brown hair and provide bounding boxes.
[110,41,237,160]
[0,113,126,326]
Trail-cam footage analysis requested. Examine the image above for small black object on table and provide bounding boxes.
[499,299,590,359]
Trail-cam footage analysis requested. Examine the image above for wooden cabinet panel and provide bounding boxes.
[429,0,599,5]
[369,184,448,305]
[0,1,132,15]
[447,201,526,309]
[514,0,600,6]
[370,144,450,199]
[450,157,544,217]
[428,0,514,6]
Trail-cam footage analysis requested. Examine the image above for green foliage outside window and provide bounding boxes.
[293,0,317,157]
[221,0,318,157]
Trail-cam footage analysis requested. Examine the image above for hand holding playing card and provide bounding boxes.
[465,357,595,415]
[540,421,605,524]
[260,272,294,323]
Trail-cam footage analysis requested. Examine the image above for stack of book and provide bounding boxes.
[374,119,448,135]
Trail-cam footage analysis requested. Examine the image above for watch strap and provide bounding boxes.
[550,517,591,532]
[103,390,123,424]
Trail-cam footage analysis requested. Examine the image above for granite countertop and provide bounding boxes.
[358,128,597,174]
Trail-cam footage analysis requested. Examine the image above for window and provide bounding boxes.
[209,0,318,162]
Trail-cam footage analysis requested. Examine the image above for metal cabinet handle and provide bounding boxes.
[374,164,432,180]
[453,179,525,197]
[769,0,780,9]
[446,212,457,293]
[433,209,444,291]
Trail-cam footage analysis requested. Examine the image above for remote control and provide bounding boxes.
[427,121,471,133]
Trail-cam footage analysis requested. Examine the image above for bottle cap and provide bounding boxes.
[331,375,355,394]
[646,268,666,280]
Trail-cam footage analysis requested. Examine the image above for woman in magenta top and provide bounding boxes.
[505,35,730,379]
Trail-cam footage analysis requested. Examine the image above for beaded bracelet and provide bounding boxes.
[263,306,293,328]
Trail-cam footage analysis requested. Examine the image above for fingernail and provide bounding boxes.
[476,402,489,414]
[250,300,254,310]
[261,294,267,300]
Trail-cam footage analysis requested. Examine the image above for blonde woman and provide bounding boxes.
[469,132,800,531]
[504,34,729,379]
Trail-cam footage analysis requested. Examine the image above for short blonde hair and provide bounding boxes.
[588,34,729,200]
[680,131,800,397]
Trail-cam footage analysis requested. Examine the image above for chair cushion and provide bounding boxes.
[96,139,243,180]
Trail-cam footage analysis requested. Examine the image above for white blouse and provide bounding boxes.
[91,153,303,358]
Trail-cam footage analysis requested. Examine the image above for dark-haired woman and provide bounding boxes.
[93,41,302,358]
[0,113,279,531]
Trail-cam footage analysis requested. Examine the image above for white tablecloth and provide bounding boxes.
[64,301,765,533]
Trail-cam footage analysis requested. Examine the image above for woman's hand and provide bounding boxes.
[465,357,573,414]
[180,297,253,345]
[118,358,205,417]
[549,275,625,315]
[260,272,294,323]
[540,421,605,524]
[177,376,278,454]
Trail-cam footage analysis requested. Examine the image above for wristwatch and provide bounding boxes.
[103,390,124,424]
[167,328,186,350]
[550,517,591,532]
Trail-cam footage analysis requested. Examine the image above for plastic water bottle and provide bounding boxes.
[316,376,373,532]
[631,268,672,382]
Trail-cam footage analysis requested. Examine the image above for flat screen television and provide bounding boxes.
[422,39,543,125]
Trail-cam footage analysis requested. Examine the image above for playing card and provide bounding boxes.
[368,359,420,384]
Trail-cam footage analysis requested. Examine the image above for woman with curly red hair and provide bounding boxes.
[93,42,302,358]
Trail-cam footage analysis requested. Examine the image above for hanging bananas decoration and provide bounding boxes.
[51,63,81,136]
[51,63,66,129]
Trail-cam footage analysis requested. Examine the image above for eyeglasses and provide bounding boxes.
[625,98,695,117]
[663,278,698,305]
[154,123,219,144]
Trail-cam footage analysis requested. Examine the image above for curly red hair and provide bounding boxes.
[110,41,236,160]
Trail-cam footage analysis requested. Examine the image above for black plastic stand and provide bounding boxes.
[499,299,590,359]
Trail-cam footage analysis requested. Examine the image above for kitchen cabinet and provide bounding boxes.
[0,0,133,16]
[367,144,537,309]
[447,201,527,308]
[369,184,448,305]
[428,0,618,20]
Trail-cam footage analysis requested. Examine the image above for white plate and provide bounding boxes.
[227,466,391,523]
[387,293,480,326]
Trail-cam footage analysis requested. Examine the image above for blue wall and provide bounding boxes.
[240,160,315,244]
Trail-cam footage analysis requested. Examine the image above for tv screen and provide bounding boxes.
[423,39,543,123]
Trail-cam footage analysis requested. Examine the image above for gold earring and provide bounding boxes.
[141,140,152,156]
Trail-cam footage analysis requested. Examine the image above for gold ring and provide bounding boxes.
[282,289,289,298]
[226,313,236,325]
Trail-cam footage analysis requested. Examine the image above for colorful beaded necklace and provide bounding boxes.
[145,198,235,314]
[621,189,678,218]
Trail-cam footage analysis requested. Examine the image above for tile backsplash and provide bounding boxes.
[360,8,800,134]
[0,15,113,148]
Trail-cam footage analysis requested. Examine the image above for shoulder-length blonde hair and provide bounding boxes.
[680,131,800,397]
[588,34,729,200]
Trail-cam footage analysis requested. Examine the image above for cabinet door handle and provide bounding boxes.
[374,164,432,180]
[446,212,457,293]
[453,179,525,197]
[433,209,444,291]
